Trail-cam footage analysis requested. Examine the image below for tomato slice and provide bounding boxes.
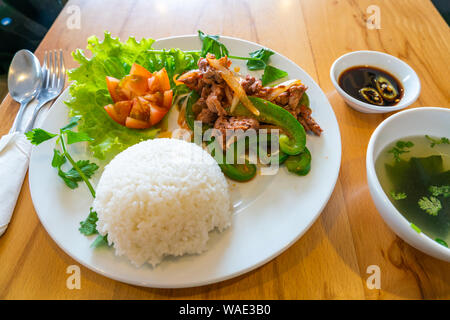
[129,97,150,121]
[163,90,173,109]
[120,74,149,97]
[106,76,128,102]
[143,92,163,105]
[129,63,152,78]
[104,104,123,125]
[149,102,169,126]
[155,68,171,91]
[125,117,151,129]
[147,76,160,93]
[104,100,133,125]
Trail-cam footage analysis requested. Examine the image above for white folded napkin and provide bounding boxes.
[0,132,32,236]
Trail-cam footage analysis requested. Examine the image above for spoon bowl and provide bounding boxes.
[7,49,42,132]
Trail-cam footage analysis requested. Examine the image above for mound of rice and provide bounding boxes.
[93,138,232,267]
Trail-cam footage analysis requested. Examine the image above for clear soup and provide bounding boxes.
[375,135,450,248]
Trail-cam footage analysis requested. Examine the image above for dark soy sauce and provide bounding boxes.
[338,66,404,106]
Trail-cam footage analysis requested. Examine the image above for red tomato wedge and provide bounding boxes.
[104,104,122,124]
[163,90,173,109]
[147,76,160,93]
[129,63,152,78]
[155,68,171,91]
[120,74,149,97]
[106,76,128,103]
[149,102,169,126]
[104,66,173,129]
[104,100,133,125]
[129,97,150,121]
[125,117,151,129]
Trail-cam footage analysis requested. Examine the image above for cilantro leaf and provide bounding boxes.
[388,140,414,162]
[418,196,442,216]
[65,130,94,144]
[56,160,98,189]
[261,65,288,86]
[90,234,109,248]
[61,115,82,131]
[25,129,57,145]
[51,149,66,168]
[390,191,407,200]
[66,160,99,180]
[198,30,229,58]
[429,185,450,198]
[247,48,274,70]
[425,135,450,148]
[57,169,79,189]
[79,208,99,236]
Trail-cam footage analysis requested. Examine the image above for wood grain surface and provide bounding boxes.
[0,0,449,300]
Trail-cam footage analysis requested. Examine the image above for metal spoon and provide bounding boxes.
[7,50,42,133]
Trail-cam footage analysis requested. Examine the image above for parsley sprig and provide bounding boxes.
[418,196,442,216]
[388,140,414,162]
[425,135,450,148]
[390,191,407,200]
[79,208,108,248]
[26,117,107,248]
[26,116,97,198]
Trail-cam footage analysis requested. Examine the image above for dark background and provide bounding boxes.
[0,0,448,101]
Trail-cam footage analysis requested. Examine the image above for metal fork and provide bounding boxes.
[25,50,65,132]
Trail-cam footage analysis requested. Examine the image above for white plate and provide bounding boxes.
[29,35,341,288]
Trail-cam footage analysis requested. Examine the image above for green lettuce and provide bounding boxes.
[66,32,200,159]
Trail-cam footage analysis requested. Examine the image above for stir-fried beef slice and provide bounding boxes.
[196,108,218,125]
[178,57,322,136]
[299,105,322,136]
[214,116,259,135]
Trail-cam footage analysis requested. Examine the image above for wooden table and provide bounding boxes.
[0,0,449,300]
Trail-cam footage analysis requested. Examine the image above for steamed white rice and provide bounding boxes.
[93,138,232,267]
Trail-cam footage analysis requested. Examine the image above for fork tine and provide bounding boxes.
[43,51,49,88]
[52,50,58,88]
[58,50,65,89]
[48,51,54,88]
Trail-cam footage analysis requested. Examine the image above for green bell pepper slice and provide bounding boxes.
[231,96,306,155]
[285,147,311,176]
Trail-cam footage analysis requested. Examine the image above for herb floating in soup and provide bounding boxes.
[338,66,404,106]
[375,135,450,248]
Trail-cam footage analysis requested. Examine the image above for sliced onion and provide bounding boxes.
[206,55,260,116]
[266,79,302,101]
[230,94,240,113]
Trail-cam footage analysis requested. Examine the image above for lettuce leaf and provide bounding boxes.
[65,32,200,160]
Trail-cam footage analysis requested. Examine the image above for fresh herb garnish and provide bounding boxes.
[91,234,108,248]
[198,30,229,58]
[425,135,449,148]
[435,238,448,248]
[25,129,58,145]
[261,65,289,86]
[388,140,414,162]
[390,191,407,200]
[79,208,99,236]
[429,185,450,198]
[418,196,442,216]
[246,48,275,70]
[26,116,98,197]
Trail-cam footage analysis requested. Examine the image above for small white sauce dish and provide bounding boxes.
[366,107,450,262]
[330,50,421,113]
